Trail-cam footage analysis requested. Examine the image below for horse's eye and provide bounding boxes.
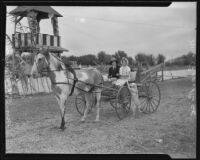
[38,58,42,62]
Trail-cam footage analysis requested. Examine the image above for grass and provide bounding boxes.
[5,77,196,157]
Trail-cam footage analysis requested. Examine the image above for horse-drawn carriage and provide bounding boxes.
[75,65,162,120]
[9,6,162,129]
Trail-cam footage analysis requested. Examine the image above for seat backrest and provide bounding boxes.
[130,71,136,81]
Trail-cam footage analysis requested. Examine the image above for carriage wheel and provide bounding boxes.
[139,81,161,114]
[114,86,132,120]
[75,94,95,116]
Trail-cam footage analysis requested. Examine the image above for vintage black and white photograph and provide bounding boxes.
[5,2,196,158]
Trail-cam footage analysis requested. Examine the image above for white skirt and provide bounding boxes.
[113,78,138,93]
[113,79,128,86]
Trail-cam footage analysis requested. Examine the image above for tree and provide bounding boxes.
[114,50,128,63]
[97,51,111,65]
[168,52,196,66]
[135,53,147,65]
[156,54,166,64]
[68,55,78,61]
[127,56,135,66]
[104,54,112,65]
[78,54,98,65]
[147,54,156,66]
[184,52,195,65]
[97,51,106,64]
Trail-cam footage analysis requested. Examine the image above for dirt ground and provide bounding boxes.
[5,77,196,158]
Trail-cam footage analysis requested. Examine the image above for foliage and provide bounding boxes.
[135,53,156,67]
[166,52,195,66]
[114,50,128,63]
[77,54,98,65]
[135,53,147,64]
[97,51,111,65]
[68,55,78,61]
[62,51,195,69]
[147,54,156,66]
[127,56,136,66]
[156,54,166,64]
[5,54,24,79]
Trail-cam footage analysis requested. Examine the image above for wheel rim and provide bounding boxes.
[75,94,86,116]
[115,86,132,120]
[75,94,94,116]
[139,81,161,113]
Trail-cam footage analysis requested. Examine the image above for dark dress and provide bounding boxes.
[108,65,120,78]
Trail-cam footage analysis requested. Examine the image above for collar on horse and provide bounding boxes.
[50,53,78,96]
[37,52,78,96]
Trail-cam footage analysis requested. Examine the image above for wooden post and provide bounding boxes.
[156,71,158,81]
[29,77,33,95]
[11,16,17,98]
[40,77,46,92]
[46,77,51,92]
[12,16,17,73]
[36,78,40,93]
[161,62,164,82]
[136,63,141,83]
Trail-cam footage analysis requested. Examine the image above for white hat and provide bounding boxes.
[121,57,129,65]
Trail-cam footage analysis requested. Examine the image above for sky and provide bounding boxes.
[6,2,196,60]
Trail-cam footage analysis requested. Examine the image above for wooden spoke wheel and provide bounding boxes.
[75,94,95,116]
[138,81,161,114]
[113,86,132,120]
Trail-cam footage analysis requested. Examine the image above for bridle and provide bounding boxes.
[34,52,78,96]
[34,51,103,95]
[34,52,64,75]
[34,55,49,76]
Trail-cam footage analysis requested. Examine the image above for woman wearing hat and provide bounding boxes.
[114,57,141,116]
[119,57,131,79]
[108,57,120,81]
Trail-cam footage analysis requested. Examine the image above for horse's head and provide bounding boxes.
[31,49,50,78]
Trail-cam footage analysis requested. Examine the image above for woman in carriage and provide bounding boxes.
[113,57,142,115]
[108,57,120,80]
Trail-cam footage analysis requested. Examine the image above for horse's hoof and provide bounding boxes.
[138,108,143,112]
[80,119,85,123]
[94,119,99,122]
[60,126,66,130]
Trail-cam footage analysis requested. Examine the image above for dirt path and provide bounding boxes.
[6,78,196,158]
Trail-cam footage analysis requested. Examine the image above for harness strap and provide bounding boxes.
[67,66,78,96]
[69,78,77,96]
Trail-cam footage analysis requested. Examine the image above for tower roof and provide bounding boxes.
[9,6,63,19]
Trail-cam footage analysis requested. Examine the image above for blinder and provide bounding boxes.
[34,52,50,76]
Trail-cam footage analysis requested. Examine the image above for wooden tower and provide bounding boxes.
[9,6,68,54]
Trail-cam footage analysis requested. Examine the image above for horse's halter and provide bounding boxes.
[34,52,67,75]
[34,53,50,76]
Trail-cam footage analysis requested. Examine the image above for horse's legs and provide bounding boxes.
[81,94,91,122]
[95,91,101,122]
[55,94,60,106]
[59,94,68,130]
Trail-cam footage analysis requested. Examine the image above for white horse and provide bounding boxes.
[31,50,103,130]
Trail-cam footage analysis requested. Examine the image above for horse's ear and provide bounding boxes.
[44,50,50,59]
[40,48,50,59]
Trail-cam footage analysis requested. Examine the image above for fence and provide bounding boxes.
[5,76,52,97]
[5,66,195,98]
[157,68,195,80]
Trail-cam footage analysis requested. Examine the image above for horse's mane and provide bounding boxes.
[48,52,64,71]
